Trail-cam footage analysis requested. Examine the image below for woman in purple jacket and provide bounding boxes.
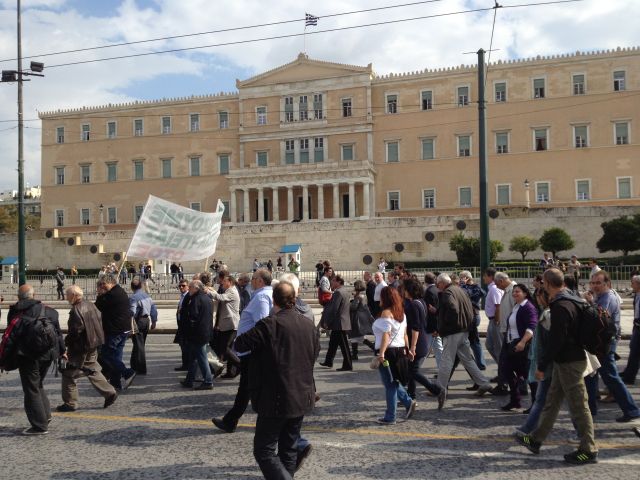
[502,283,538,411]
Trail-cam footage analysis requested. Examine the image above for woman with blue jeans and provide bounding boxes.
[373,287,417,425]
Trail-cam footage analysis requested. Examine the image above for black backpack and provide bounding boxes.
[562,297,617,358]
[20,305,58,358]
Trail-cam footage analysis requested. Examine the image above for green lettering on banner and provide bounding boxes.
[148,204,165,226]
[192,217,204,231]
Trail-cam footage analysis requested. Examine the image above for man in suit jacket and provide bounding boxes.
[180,280,214,390]
[209,275,241,379]
[319,275,352,371]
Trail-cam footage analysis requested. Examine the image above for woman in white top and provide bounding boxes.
[372,286,416,425]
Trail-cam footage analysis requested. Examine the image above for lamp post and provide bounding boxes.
[1,0,45,285]
[524,179,531,208]
[99,203,105,232]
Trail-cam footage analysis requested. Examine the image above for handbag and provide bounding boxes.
[318,288,332,306]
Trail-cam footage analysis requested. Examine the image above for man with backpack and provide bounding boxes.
[516,268,598,465]
[6,284,64,435]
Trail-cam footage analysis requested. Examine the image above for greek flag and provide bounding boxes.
[305,13,318,26]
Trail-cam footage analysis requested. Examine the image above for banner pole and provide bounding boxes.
[204,255,211,273]
[116,251,128,279]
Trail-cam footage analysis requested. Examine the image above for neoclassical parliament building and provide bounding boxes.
[34,47,640,269]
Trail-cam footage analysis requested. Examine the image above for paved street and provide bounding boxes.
[2,335,640,479]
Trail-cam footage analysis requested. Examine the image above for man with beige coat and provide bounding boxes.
[210,275,241,378]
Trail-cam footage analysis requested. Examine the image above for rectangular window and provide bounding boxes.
[161,158,172,178]
[421,90,433,110]
[459,187,471,207]
[576,180,590,200]
[314,137,324,162]
[496,132,509,154]
[161,116,171,134]
[81,124,90,141]
[299,139,309,163]
[386,94,397,114]
[107,207,117,224]
[574,125,588,148]
[190,157,200,176]
[421,138,434,160]
[107,163,117,182]
[56,126,64,144]
[495,82,506,102]
[285,140,295,164]
[299,95,308,121]
[190,202,201,212]
[190,114,200,132]
[134,119,143,136]
[218,154,230,174]
[81,208,90,225]
[458,135,471,157]
[81,165,90,184]
[388,191,400,211]
[134,205,144,223]
[497,184,511,205]
[341,144,353,161]
[342,98,352,117]
[257,106,267,125]
[618,177,631,199]
[615,122,629,145]
[533,78,545,98]
[423,189,435,209]
[107,121,116,139]
[284,96,294,122]
[457,86,469,106]
[313,93,323,119]
[134,160,144,181]
[386,141,399,163]
[534,129,548,151]
[536,182,550,203]
[221,200,230,221]
[55,167,65,185]
[219,111,229,129]
[55,209,64,227]
[257,151,268,167]
[573,74,585,95]
[614,71,626,91]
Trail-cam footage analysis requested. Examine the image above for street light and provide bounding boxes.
[524,179,531,208]
[0,1,45,285]
[99,203,105,232]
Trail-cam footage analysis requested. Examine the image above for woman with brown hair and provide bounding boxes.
[372,286,416,425]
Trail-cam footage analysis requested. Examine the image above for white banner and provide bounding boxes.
[127,195,225,261]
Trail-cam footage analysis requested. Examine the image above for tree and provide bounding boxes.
[539,227,575,258]
[596,215,640,258]
[0,205,40,233]
[449,233,504,266]
[509,235,540,261]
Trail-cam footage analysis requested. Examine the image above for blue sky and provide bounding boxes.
[0,0,638,191]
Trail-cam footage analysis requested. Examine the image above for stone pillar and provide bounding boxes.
[287,186,294,221]
[230,189,237,222]
[348,182,356,218]
[272,187,279,221]
[243,189,250,223]
[362,182,370,218]
[257,187,264,222]
[333,183,340,219]
[302,184,309,220]
[317,184,324,220]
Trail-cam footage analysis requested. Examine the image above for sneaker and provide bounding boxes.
[211,417,235,433]
[513,428,528,437]
[516,434,541,454]
[376,417,396,425]
[437,389,447,411]
[295,444,312,473]
[22,427,48,435]
[55,404,77,412]
[475,384,493,397]
[195,383,213,390]
[405,399,417,420]
[104,392,118,409]
[122,371,137,390]
[616,414,640,423]
[563,450,598,465]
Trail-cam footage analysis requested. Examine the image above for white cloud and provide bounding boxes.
[0,0,638,191]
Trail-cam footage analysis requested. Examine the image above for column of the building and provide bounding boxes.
[257,187,264,222]
[317,184,324,220]
[333,183,340,219]
[272,187,279,222]
[287,186,294,221]
[302,184,309,220]
[362,182,370,218]
[229,188,237,223]
[243,189,250,223]
[348,182,356,218]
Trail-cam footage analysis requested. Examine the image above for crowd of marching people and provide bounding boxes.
[2,257,640,476]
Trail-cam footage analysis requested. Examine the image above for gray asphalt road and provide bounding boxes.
[2,336,640,479]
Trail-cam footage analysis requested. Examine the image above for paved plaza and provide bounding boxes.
[1,335,640,479]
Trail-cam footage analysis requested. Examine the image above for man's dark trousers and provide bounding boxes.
[18,356,53,431]
[131,316,150,374]
[254,415,304,480]
[323,331,352,369]
[213,329,240,377]
[222,356,250,428]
